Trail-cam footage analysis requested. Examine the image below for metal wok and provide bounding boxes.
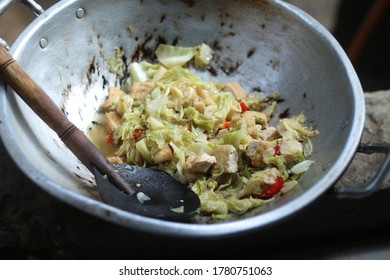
[1,0,389,238]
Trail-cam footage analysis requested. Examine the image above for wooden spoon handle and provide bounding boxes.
[0,46,134,195]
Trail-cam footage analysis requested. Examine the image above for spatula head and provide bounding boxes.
[93,164,200,222]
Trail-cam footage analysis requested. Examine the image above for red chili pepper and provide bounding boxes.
[105,132,114,144]
[259,177,284,199]
[274,144,281,156]
[240,101,249,112]
[133,130,143,141]
[223,121,231,129]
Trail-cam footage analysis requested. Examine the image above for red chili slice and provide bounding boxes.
[259,177,284,199]
[105,133,114,144]
[274,144,281,156]
[240,101,249,112]
[133,130,143,141]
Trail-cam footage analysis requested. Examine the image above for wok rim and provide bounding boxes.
[0,0,365,238]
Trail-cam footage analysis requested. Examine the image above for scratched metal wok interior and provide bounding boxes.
[0,0,370,237]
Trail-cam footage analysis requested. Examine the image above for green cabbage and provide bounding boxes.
[105,47,125,78]
[184,107,213,132]
[194,43,214,69]
[155,43,214,69]
[99,43,319,221]
[155,44,197,68]
[222,120,247,150]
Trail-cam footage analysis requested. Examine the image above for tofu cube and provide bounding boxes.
[225,82,248,101]
[101,111,122,134]
[100,87,125,112]
[153,146,174,164]
[129,82,154,100]
[184,153,216,174]
[213,145,238,173]
[246,140,274,168]
[242,110,268,128]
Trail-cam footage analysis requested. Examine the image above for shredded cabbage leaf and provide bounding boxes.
[95,44,319,220]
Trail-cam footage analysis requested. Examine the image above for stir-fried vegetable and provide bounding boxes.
[94,44,319,220]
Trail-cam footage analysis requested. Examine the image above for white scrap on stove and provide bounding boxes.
[171,205,184,213]
[136,192,151,203]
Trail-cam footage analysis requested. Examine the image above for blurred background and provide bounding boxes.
[1,0,389,91]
